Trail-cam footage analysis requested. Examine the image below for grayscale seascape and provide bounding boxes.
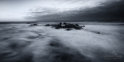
[0,23,124,62]
[0,0,124,62]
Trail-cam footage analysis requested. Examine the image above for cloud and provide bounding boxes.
[0,0,123,22]
[29,0,123,22]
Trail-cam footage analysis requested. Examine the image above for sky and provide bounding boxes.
[0,0,123,22]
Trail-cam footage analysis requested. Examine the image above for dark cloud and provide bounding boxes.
[0,0,123,22]
[74,0,124,22]
[32,0,124,22]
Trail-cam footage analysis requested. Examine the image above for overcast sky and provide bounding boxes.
[0,0,123,22]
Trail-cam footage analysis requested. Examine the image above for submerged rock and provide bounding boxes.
[30,23,38,26]
[45,22,85,30]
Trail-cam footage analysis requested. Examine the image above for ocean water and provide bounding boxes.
[0,23,124,62]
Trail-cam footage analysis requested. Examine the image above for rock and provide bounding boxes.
[30,23,38,26]
[45,22,84,30]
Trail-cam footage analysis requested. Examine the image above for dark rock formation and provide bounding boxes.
[45,22,85,30]
[30,23,38,26]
